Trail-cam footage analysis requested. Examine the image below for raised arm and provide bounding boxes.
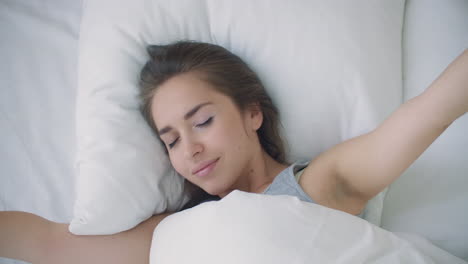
[0,211,170,264]
[335,49,468,202]
[300,49,468,215]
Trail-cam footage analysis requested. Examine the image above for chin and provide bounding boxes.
[203,186,221,196]
[202,184,228,197]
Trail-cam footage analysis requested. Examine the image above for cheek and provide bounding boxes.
[214,118,249,151]
[168,152,188,178]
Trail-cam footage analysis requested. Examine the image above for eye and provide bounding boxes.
[168,137,179,149]
[195,116,213,128]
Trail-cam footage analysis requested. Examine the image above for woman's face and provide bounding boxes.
[151,72,263,197]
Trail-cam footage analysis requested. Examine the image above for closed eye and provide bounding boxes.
[195,116,213,128]
[168,137,179,149]
[167,117,213,149]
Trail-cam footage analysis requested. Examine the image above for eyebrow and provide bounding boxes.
[158,102,213,136]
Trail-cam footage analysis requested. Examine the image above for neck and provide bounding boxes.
[251,152,288,193]
[219,150,288,198]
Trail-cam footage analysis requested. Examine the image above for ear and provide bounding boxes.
[245,102,263,131]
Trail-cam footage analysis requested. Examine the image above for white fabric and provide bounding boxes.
[1,0,467,262]
[0,0,81,263]
[74,0,404,235]
[150,190,467,264]
[382,0,468,260]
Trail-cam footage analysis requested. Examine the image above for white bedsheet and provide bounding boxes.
[0,0,81,263]
[151,191,467,264]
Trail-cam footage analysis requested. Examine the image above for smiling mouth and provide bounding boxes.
[193,158,219,178]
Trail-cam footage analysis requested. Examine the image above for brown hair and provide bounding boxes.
[139,40,286,208]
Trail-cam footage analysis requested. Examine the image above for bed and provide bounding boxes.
[1,0,467,263]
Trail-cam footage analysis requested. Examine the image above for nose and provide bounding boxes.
[183,137,203,159]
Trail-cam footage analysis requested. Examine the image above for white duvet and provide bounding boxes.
[150,191,466,264]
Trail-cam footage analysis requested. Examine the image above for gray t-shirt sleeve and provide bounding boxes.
[263,160,365,218]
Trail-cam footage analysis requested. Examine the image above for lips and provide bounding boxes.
[192,158,219,177]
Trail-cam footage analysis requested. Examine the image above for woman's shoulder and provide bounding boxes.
[299,154,366,216]
[262,160,315,203]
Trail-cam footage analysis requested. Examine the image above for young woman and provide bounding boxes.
[1,41,467,264]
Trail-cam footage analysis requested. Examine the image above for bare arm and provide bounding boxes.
[0,211,54,262]
[0,211,170,264]
[336,49,468,201]
[301,49,468,214]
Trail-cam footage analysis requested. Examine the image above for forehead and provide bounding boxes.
[150,73,229,128]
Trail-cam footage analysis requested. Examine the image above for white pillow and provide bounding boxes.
[73,0,404,234]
